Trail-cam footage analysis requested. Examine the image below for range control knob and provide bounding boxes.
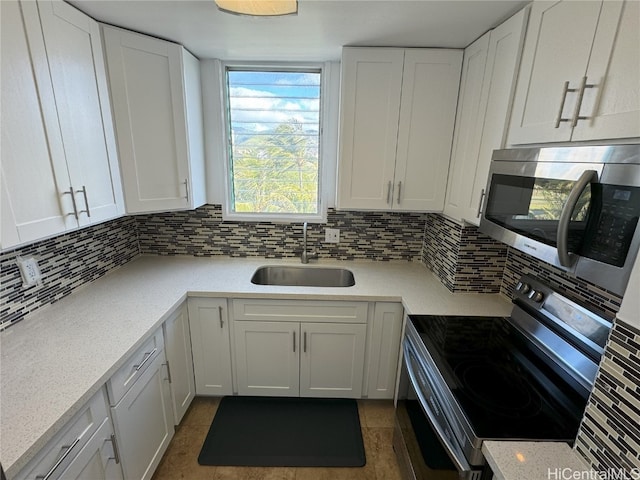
[527,290,544,303]
[518,283,531,294]
[532,291,545,303]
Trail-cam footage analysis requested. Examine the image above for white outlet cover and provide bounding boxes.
[325,228,340,243]
[17,256,42,287]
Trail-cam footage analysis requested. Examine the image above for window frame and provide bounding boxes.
[221,62,329,223]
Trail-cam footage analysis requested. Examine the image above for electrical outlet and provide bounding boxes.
[325,228,340,244]
[17,256,42,287]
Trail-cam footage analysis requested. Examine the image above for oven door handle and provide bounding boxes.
[557,169,597,267]
[403,341,474,474]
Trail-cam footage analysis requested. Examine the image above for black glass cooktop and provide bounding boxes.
[409,314,587,441]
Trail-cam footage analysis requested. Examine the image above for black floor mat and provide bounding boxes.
[198,396,366,467]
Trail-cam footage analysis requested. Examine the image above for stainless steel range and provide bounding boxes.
[393,275,612,480]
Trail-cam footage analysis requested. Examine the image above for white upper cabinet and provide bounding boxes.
[508,0,640,145]
[444,8,528,225]
[337,47,462,211]
[1,0,124,250]
[102,26,206,214]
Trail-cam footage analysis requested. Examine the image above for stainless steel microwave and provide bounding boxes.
[479,145,640,296]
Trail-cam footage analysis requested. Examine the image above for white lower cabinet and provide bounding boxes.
[54,418,123,480]
[187,297,233,396]
[108,331,173,480]
[233,320,300,397]
[366,303,404,399]
[163,304,195,424]
[232,299,368,399]
[299,322,366,398]
[14,388,121,480]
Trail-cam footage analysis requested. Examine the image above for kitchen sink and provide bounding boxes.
[250,266,355,287]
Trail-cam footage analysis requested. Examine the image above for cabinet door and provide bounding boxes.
[571,0,640,141]
[36,0,123,227]
[1,0,75,248]
[444,33,491,223]
[366,303,403,399]
[337,48,404,209]
[508,1,603,145]
[234,321,300,397]
[163,304,195,424]
[299,323,366,398]
[188,298,233,396]
[110,352,173,480]
[55,418,123,480]
[467,8,528,225]
[393,49,462,211]
[102,26,194,213]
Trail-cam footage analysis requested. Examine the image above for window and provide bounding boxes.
[224,67,323,220]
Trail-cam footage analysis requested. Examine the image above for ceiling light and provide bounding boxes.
[215,0,298,16]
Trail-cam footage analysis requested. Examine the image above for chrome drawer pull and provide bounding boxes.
[570,76,595,127]
[133,347,157,372]
[76,186,91,217]
[62,188,79,220]
[476,188,485,217]
[397,181,402,204]
[162,361,173,383]
[218,306,224,328]
[386,181,392,204]
[36,437,81,480]
[109,434,121,464]
[554,80,576,128]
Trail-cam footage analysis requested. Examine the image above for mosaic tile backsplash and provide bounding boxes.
[502,247,623,321]
[422,214,507,293]
[0,217,139,330]
[575,320,640,475]
[136,204,428,262]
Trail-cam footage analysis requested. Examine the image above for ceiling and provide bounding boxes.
[69,0,530,61]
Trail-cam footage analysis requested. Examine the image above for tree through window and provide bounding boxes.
[226,68,321,216]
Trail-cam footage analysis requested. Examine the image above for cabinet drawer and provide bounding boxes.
[232,299,368,324]
[14,388,109,480]
[107,328,164,405]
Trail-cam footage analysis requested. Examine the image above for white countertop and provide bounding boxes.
[483,441,591,480]
[0,255,512,477]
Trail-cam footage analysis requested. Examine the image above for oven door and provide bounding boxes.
[393,336,487,480]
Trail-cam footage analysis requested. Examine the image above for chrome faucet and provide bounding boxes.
[301,222,316,264]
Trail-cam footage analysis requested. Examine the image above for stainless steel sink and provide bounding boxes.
[251,266,355,287]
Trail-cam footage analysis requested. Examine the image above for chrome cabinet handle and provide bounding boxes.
[184,179,190,203]
[35,437,81,480]
[554,80,577,128]
[557,170,597,267]
[476,188,486,218]
[76,186,91,217]
[133,347,157,371]
[63,188,79,220]
[293,331,296,352]
[386,181,392,204]
[571,76,595,127]
[109,434,121,464]
[303,331,307,353]
[218,306,224,329]
[162,361,172,383]
[397,181,402,204]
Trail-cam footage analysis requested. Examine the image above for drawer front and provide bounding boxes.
[14,388,109,480]
[232,299,368,324]
[107,328,164,405]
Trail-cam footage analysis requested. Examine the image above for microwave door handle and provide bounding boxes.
[557,170,598,267]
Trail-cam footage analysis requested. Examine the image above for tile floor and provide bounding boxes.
[151,396,403,480]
